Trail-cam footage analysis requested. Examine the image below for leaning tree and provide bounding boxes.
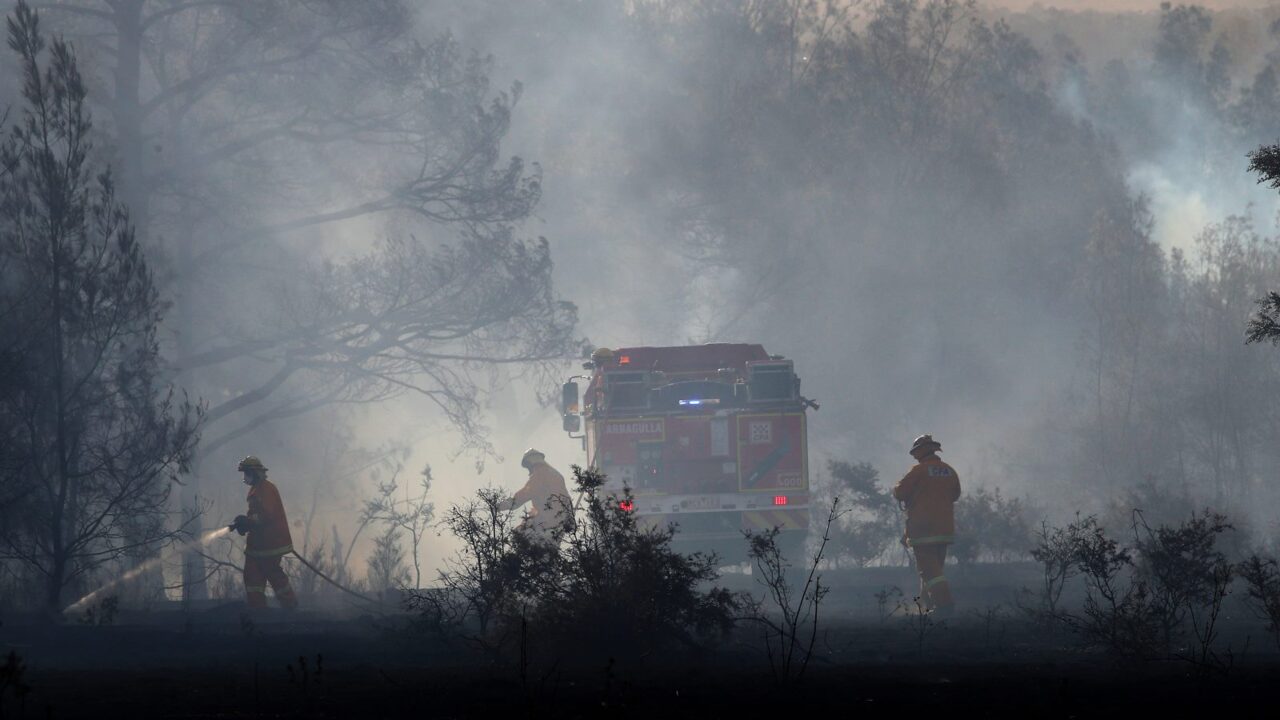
[17,1,585,597]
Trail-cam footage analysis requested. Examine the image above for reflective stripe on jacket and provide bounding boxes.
[892,457,961,545]
[246,478,293,557]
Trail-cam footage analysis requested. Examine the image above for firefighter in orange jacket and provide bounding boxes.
[230,456,298,609]
[893,435,961,615]
[508,449,571,538]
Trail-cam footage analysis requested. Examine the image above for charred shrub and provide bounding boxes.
[531,467,740,658]
[821,461,898,566]
[1131,510,1236,671]
[743,498,842,685]
[952,487,1034,565]
[407,486,547,649]
[1029,517,1088,617]
[1033,510,1238,662]
[1070,518,1164,660]
[1133,510,1234,647]
[424,468,739,661]
[1029,515,1162,658]
[0,650,30,717]
[1238,553,1280,650]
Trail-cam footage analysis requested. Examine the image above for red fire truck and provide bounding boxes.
[560,343,817,561]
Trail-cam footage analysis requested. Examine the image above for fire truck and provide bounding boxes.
[559,344,816,561]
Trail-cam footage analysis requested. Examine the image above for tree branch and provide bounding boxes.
[139,0,241,31]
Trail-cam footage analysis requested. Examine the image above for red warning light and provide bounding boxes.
[619,500,635,512]
[618,355,631,365]
[773,495,788,506]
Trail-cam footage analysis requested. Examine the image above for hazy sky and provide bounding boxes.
[988,0,1279,10]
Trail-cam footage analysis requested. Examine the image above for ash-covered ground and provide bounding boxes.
[4,565,1277,718]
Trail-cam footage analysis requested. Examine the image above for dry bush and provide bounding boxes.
[953,487,1035,565]
[1029,517,1088,617]
[406,486,538,648]
[1031,510,1238,663]
[417,468,739,661]
[743,498,842,685]
[1238,554,1280,650]
[821,461,900,567]
[1133,509,1234,648]
[535,467,739,658]
[0,650,31,717]
[1069,517,1164,660]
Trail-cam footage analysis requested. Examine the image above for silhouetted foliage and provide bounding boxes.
[822,460,898,567]
[1247,144,1280,191]
[21,0,580,454]
[534,466,739,657]
[1133,509,1233,645]
[0,650,30,717]
[1029,517,1088,617]
[0,2,200,610]
[421,467,738,661]
[743,497,843,685]
[1068,517,1164,660]
[953,488,1034,565]
[1245,80,1280,348]
[1245,291,1280,345]
[19,0,586,601]
[1238,553,1280,650]
[365,525,410,596]
[361,466,433,589]
[410,486,532,641]
[1033,509,1239,663]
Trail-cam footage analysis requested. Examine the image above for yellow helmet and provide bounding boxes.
[237,455,268,472]
[520,448,546,469]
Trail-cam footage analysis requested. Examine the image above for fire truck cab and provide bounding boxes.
[560,343,814,561]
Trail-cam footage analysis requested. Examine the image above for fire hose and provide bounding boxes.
[288,549,381,606]
[230,516,380,606]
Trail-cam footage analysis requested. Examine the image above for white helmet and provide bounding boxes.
[520,448,546,469]
[910,434,942,456]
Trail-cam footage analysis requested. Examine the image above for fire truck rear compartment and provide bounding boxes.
[568,344,815,564]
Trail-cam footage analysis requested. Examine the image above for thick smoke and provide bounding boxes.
[429,0,1280,536]
[4,1,1279,603]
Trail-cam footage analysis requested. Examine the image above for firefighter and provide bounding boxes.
[892,434,961,616]
[230,456,299,610]
[508,448,571,540]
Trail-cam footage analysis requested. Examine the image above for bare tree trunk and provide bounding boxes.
[47,555,66,612]
[49,181,69,612]
[181,457,209,602]
[111,0,148,234]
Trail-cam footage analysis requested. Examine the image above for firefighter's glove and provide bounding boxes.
[230,515,250,536]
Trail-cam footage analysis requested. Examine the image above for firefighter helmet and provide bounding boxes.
[237,455,268,473]
[520,448,546,469]
[910,435,941,455]
[590,347,615,365]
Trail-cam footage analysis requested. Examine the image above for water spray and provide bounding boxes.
[63,526,233,614]
[64,522,380,615]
